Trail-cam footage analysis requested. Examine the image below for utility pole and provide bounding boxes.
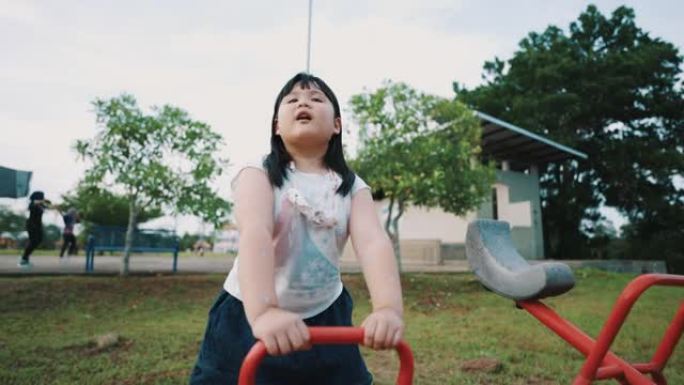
[306,0,313,73]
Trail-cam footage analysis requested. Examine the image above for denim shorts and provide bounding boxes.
[189,287,373,385]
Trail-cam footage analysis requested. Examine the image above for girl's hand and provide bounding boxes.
[361,307,404,350]
[251,307,311,356]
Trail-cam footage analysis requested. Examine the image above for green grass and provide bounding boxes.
[0,270,682,384]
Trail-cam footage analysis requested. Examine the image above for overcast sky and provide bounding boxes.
[1,0,682,233]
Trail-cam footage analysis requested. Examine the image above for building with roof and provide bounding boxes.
[342,111,587,264]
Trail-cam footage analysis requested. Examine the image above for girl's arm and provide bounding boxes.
[349,189,404,349]
[233,168,309,355]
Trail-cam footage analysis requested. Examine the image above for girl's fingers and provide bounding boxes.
[297,321,310,342]
[373,320,388,349]
[363,319,377,347]
[287,326,304,350]
[391,327,403,346]
[296,321,311,349]
[383,325,395,348]
[262,336,278,356]
[275,332,292,355]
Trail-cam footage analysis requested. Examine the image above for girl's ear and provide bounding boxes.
[334,117,342,134]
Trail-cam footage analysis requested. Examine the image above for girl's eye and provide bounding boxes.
[286,98,297,104]
[312,98,324,102]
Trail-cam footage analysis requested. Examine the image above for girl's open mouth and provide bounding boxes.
[296,111,312,122]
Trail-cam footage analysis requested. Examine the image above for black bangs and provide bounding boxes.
[263,73,355,196]
[272,73,342,126]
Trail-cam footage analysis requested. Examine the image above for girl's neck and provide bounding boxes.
[290,156,327,174]
[285,143,328,174]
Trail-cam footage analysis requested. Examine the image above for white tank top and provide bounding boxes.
[224,161,370,318]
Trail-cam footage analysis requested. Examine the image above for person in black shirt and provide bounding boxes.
[19,191,52,268]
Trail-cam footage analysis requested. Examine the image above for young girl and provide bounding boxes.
[189,73,404,385]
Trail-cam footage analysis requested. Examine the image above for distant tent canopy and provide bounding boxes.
[0,166,32,198]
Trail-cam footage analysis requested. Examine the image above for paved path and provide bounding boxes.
[0,254,471,276]
[2,253,668,276]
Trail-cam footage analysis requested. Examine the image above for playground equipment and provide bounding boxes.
[238,327,414,385]
[466,219,684,385]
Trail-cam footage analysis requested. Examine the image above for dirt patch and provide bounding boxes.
[365,349,400,383]
[409,292,473,314]
[460,357,503,373]
[0,275,222,314]
[63,335,134,357]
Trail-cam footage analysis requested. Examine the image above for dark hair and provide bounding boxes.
[263,72,355,196]
[29,191,44,201]
[28,191,44,209]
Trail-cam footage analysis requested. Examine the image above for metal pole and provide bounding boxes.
[306,0,313,73]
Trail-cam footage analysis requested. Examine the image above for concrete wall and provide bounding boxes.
[341,238,442,265]
[475,170,544,259]
[493,170,545,259]
[397,206,476,244]
[342,169,544,264]
[550,259,668,274]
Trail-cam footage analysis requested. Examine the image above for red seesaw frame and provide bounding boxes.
[517,273,684,384]
[238,326,414,385]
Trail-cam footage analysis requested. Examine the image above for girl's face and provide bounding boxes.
[275,82,341,148]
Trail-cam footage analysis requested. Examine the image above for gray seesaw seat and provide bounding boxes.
[465,219,575,301]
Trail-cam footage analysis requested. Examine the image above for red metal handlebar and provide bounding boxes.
[238,326,414,385]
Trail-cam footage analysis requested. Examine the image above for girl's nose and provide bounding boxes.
[297,99,311,108]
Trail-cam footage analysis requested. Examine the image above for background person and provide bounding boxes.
[59,207,80,257]
[19,191,52,268]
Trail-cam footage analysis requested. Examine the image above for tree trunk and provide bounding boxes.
[391,200,405,271]
[383,197,405,272]
[384,196,394,234]
[121,199,139,276]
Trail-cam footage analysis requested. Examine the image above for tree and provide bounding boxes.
[179,232,202,252]
[61,183,163,227]
[60,183,164,248]
[621,200,684,273]
[1,206,62,250]
[455,5,684,260]
[75,94,231,275]
[350,81,494,261]
[42,224,62,249]
[0,205,25,239]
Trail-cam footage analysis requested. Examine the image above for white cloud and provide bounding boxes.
[0,0,41,24]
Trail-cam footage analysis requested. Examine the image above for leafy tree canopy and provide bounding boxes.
[75,94,231,274]
[61,183,163,227]
[455,5,684,260]
[350,81,494,259]
[0,205,25,237]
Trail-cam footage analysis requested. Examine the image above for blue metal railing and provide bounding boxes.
[85,225,180,273]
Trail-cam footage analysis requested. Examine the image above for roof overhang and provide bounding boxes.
[475,111,588,171]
